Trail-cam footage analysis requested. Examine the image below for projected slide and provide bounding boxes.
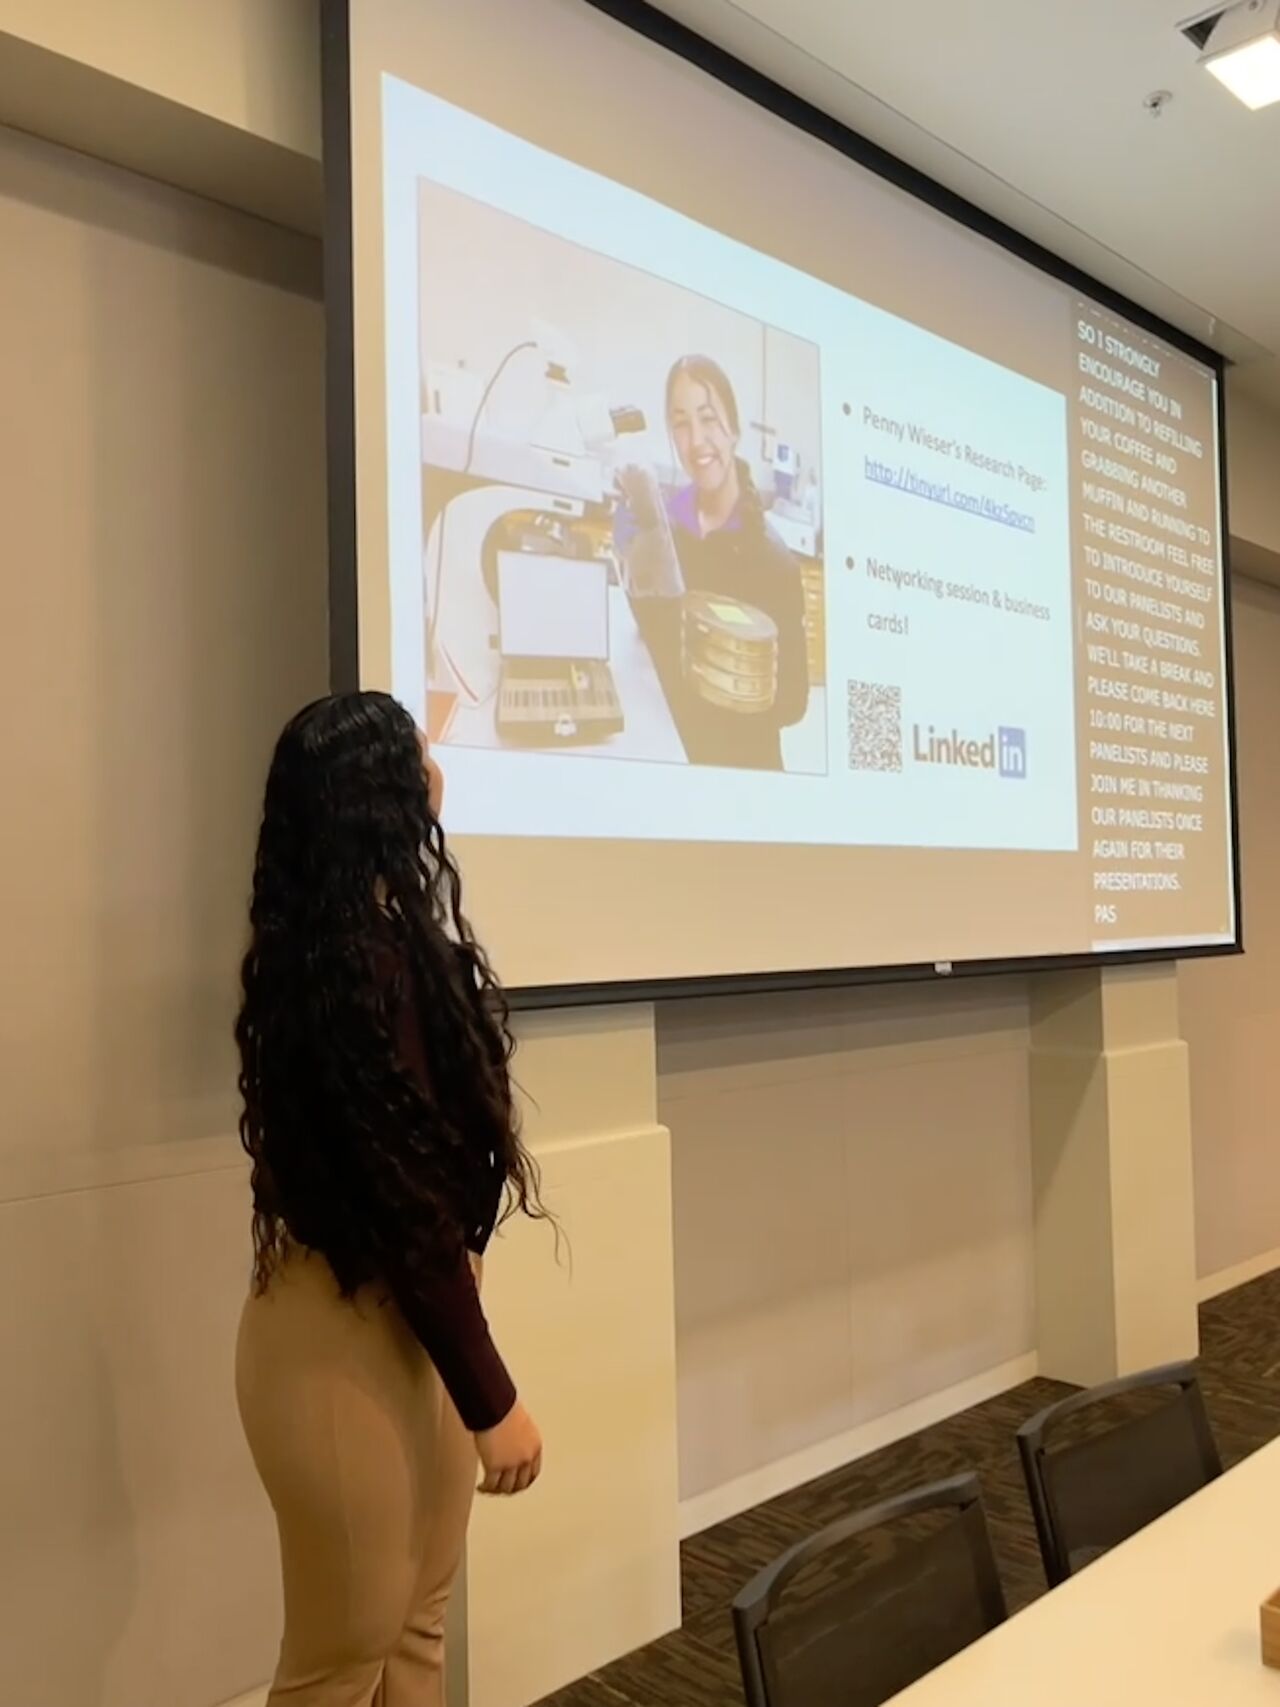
[385,85,1077,855]
[343,0,1235,989]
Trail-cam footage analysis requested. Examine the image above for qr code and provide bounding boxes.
[848,681,903,772]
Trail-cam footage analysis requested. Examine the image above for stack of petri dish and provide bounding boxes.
[682,591,778,714]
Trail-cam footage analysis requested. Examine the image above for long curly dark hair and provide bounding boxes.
[236,691,541,1302]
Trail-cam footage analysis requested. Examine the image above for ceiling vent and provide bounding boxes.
[1180,7,1228,50]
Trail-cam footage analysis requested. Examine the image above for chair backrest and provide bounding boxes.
[731,1473,1007,1707]
[1017,1361,1222,1587]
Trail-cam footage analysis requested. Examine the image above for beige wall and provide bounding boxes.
[1226,383,1280,557]
[1183,574,1280,1284]
[0,0,322,232]
[660,979,1036,1515]
[0,0,320,154]
[463,1006,680,1707]
[0,126,326,1707]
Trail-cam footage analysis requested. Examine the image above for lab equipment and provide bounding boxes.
[423,322,644,707]
[494,551,622,745]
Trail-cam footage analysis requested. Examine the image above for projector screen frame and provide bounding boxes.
[320,0,1243,1009]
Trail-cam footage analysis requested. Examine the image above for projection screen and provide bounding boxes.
[323,0,1241,999]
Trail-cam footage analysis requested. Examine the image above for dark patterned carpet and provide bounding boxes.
[538,1269,1280,1706]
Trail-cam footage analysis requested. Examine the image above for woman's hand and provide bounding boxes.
[476,1400,543,1496]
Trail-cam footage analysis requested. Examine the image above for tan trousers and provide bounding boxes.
[237,1247,476,1707]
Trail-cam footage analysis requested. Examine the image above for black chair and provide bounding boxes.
[1017,1360,1222,1587]
[732,1474,1007,1707]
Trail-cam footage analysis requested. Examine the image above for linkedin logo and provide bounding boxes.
[998,726,1027,780]
[912,723,1029,779]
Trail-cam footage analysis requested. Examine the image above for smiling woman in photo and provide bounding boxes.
[617,354,809,771]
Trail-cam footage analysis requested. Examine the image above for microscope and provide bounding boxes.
[422,322,645,732]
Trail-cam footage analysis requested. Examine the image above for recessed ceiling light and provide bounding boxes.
[1196,0,1280,109]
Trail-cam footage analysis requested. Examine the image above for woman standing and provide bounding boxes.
[235,691,544,1706]
[617,354,809,771]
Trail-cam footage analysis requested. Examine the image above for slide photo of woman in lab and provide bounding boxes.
[615,354,813,773]
[415,177,827,776]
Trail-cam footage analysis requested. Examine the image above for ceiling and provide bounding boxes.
[650,0,1280,412]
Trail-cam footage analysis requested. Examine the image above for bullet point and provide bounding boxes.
[842,402,852,416]
[845,555,855,570]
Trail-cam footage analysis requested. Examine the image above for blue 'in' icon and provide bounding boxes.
[998,727,1027,780]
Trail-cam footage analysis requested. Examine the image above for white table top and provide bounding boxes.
[891,1438,1280,1705]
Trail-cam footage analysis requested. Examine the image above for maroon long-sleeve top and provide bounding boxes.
[377,956,517,1434]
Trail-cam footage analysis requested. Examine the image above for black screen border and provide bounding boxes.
[321,0,1243,1009]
